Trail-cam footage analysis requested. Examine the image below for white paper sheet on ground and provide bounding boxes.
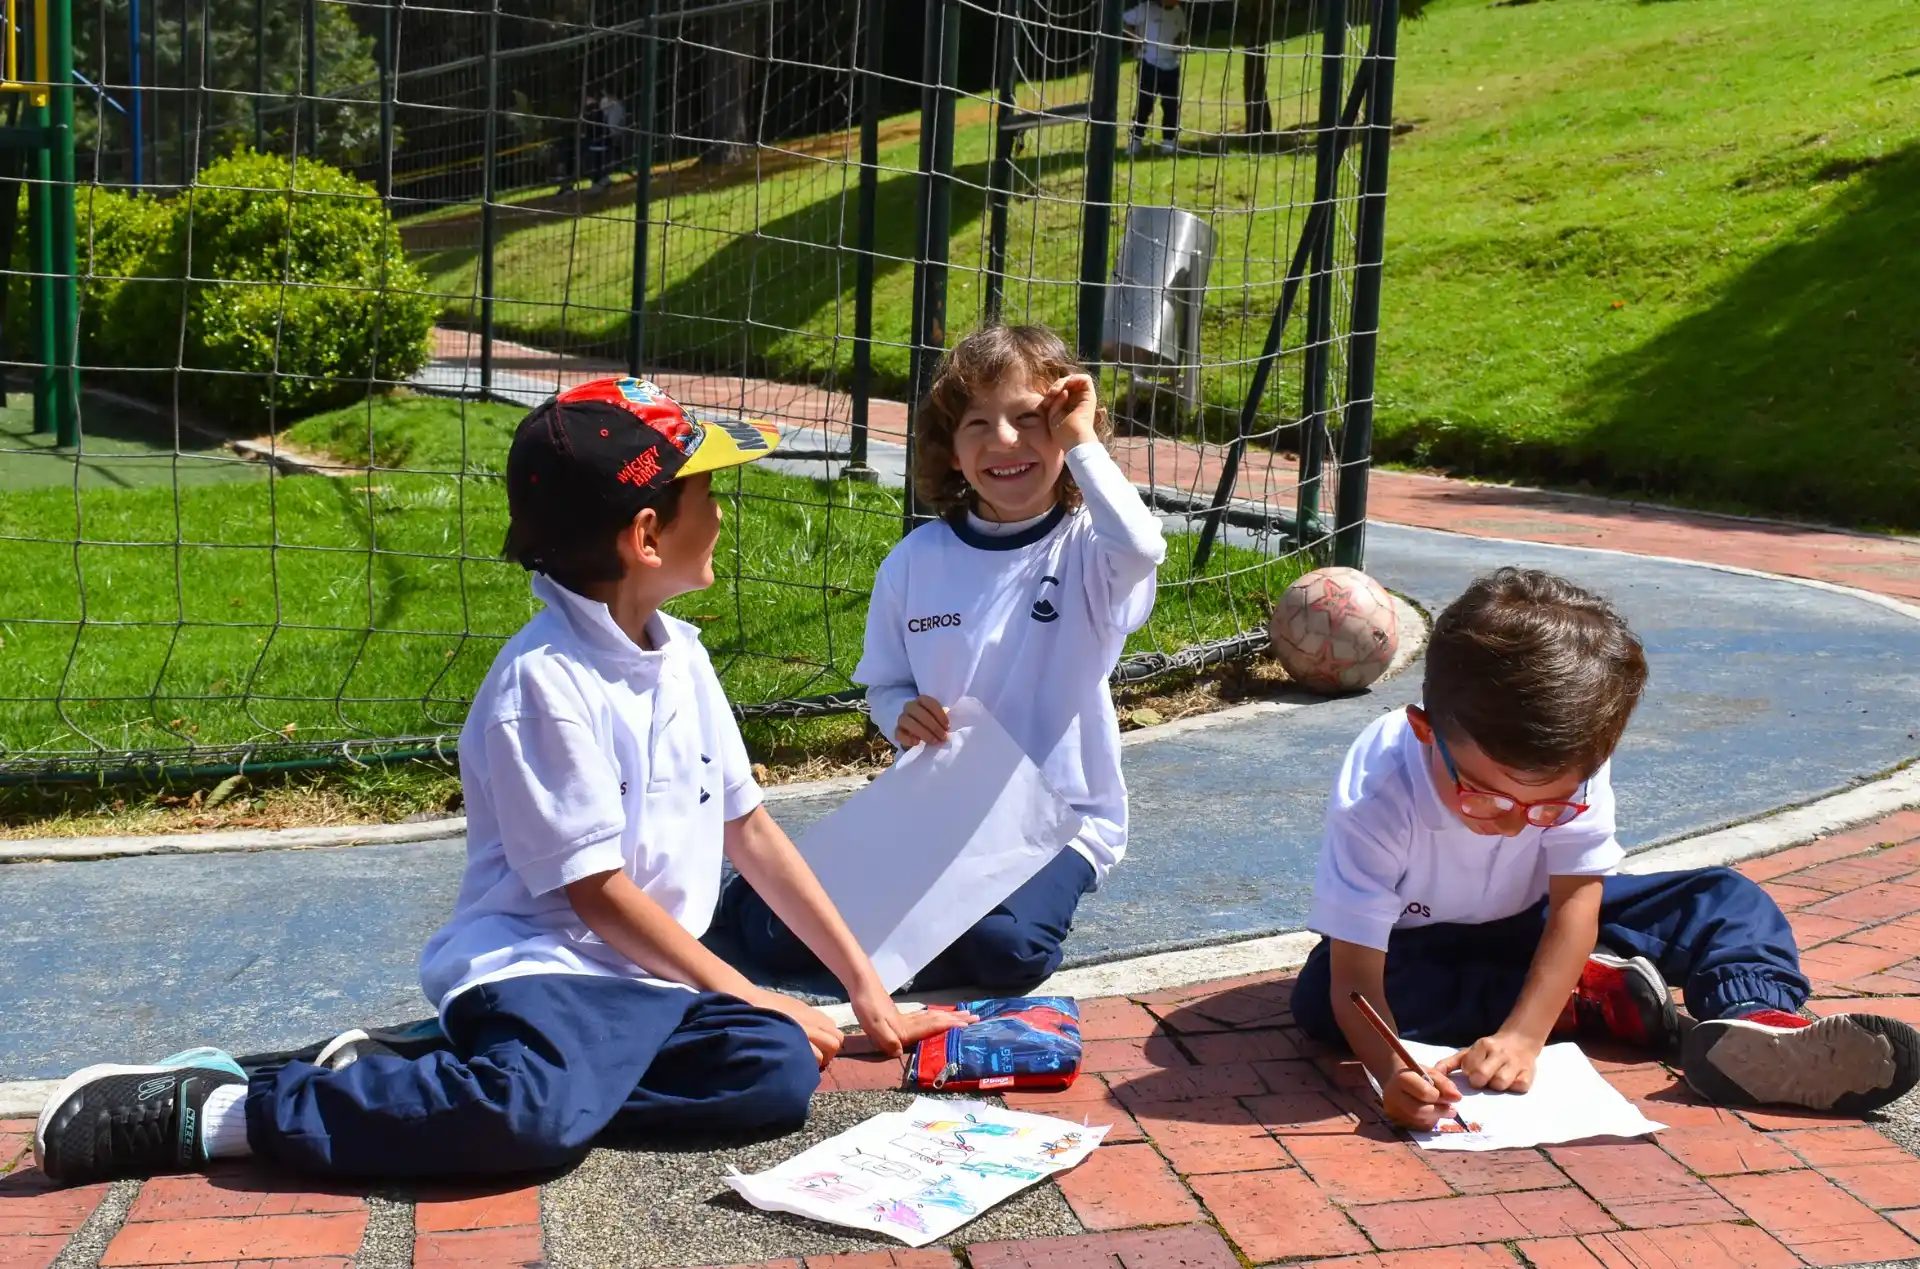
[1388,1039,1667,1151]
[791,698,1081,991]
[724,1096,1107,1246]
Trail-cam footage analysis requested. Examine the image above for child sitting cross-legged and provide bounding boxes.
[1294,567,1920,1128]
[34,378,967,1187]
[721,324,1167,992]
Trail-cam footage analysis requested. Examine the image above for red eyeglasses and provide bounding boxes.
[1432,731,1589,828]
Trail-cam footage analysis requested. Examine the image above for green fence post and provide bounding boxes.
[904,0,959,532]
[479,0,498,395]
[1077,0,1123,365]
[625,1,657,377]
[1332,0,1399,570]
[982,0,1017,324]
[1293,0,1345,551]
[49,0,78,447]
[846,0,883,482]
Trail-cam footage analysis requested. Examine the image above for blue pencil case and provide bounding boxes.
[906,996,1083,1092]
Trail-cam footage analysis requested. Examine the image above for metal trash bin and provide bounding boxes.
[1102,206,1215,412]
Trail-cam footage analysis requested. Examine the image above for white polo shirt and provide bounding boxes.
[1307,709,1622,952]
[1123,4,1187,71]
[856,443,1166,884]
[417,573,761,1014]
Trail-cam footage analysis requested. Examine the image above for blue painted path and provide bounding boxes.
[2,524,1916,1078]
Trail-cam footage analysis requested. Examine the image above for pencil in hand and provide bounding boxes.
[1347,990,1475,1133]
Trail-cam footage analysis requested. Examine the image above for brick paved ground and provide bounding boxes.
[6,809,1920,1268]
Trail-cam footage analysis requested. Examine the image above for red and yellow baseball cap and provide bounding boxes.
[506,377,781,532]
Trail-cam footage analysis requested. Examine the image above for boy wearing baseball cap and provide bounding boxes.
[34,378,966,1185]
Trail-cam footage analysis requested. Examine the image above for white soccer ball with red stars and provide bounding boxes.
[1269,566,1399,692]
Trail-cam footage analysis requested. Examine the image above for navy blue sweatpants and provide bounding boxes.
[244,973,818,1177]
[721,847,1098,992]
[1292,868,1810,1048]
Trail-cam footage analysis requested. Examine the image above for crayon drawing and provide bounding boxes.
[870,1198,929,1235]
[959,1158,1044,1182]
[841,1149,919,1180]
[789,1171,869,1203]
[913,1174,979,1217]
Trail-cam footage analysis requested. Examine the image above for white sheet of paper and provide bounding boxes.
[1392,1039,1667,1151]
[725,1096,1108,1246]
[792,698,1081,991]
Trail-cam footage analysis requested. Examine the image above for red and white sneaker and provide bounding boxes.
[1555,952,1679,1050]
[1684,1009,1920,1113]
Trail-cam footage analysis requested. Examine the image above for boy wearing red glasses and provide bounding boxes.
[1293,567,1919,1129]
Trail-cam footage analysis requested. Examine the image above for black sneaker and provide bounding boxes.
[35,1054,244,1185]
[1684,1009,1920,1114]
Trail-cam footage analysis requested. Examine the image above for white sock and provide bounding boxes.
[200,1084,253,1159]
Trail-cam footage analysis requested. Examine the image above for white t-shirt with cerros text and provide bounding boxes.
[1123,4,1188,70]
[417,573,761,1015]
[1306,708,1622,952]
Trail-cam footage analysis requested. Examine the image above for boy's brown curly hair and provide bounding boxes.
[913,324,1115,516]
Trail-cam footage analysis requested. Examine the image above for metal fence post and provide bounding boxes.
[625,1,658,377]
[1293,0,1345,550]
[982,0,1017,324]
[478,0,498,396]
[1333,0,1399,570]
[129,0,143,184]
[302,0,318,154]
[377,0,395,199]
[252,0,263,151]
[1077,0,1123,365]
[49,0,77,447]
[905,0,959,532]
[846,0,884,483]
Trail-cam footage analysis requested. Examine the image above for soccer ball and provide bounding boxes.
[1269,567,1399,693]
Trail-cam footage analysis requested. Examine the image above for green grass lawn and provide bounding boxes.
[412,0,1919,528]
[0,395,1294,763]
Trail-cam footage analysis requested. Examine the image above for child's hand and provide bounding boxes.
[895,695,950,748]
[1440,1031,1541,1092]
[1381,1062,1463,1130]
[850,987,976,1058]
[744,987,846,1068]
[1042,373,1101,449]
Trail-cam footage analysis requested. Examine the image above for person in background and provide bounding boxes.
[1124,0,1187,156]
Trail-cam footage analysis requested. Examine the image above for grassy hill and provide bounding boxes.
[413,0,1918,528]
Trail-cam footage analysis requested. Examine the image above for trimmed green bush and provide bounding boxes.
[67,149,435,425]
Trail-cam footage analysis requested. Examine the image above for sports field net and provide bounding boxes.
[0,0,1391,777]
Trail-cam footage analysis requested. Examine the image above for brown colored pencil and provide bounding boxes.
[1348,990,1473,1132]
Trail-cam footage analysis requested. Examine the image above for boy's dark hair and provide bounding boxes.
[502,479,683,594]
[913,324,1114,516]
[1422,568,1648,779]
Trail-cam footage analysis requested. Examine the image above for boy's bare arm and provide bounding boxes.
[1445,874,1602,1091]
[564,867,845,1063]
[724,805,972,1055]
[1328,938,1462,1129]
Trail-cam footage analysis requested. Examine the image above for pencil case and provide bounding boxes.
[906,996,1082,1092]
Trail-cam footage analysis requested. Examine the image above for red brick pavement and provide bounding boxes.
[8,808,1919,1266]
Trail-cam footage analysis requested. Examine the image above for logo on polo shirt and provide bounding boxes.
[908,612,962,633]
[1030,575,1062,623]
[1403,901,1432,919]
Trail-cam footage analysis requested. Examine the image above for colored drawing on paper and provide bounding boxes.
[841,1149,919,1179]
[959,1157,1044,1182]
[913,1174,979,1217]
[1432,1119,1484,1135]
[725,1097,1110,1247]
[871,1198,929,1234]
[789,1171,869,1202]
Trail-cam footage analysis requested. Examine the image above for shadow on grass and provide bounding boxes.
[1567,141,1919,528]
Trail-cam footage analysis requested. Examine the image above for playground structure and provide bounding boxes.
[0,0,79,446]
